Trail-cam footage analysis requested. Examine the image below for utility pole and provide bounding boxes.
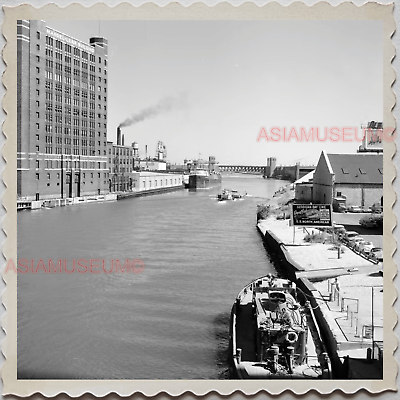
[371,286,374,359]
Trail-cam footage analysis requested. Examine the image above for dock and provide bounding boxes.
[257,217,383,379]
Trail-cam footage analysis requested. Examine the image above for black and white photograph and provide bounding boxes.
[1,1,397,396]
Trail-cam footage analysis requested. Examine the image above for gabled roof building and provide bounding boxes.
[313,151,383,208]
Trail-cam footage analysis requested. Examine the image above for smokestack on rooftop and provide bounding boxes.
[122,134,125,146]
[117,126,121,146]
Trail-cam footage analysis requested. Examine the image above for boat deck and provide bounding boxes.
[233,281,328,379]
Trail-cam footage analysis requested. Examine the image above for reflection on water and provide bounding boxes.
[17,176,286,379]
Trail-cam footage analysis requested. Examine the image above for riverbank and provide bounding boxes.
[17,193,118,211]
[117,184,184,200]
[17,184,185,211]
[256,193,383,378]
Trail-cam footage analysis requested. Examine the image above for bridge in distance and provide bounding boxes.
[219,165,266,173]
[218,164,315,181]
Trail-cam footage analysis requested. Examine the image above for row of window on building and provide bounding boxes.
[41,32,107,64]
[42,137,107,146]
[42,100,107,110]
[36,121,107,130]
[112,148,132,156]
[37,171,108,179]
[35,159,106,169]
[42,147,106,156]
[41,109,107,119]
[43,127,105,136]
[43,89,107,102]
[39,76,107,93]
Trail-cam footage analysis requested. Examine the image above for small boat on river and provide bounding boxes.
[230,274,332,379]
[218,189,246,201]
[218,189,233,201]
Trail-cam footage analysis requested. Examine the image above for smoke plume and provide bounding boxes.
[119,93,187,128]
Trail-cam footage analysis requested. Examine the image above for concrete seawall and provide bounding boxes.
[259,226,343,378]
[117,184,184,200]
[18,193,118,211]
[18,185,184,211]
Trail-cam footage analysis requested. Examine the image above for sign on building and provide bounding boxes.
[291,204,332,227]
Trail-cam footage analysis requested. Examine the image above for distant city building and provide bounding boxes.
[358,121,384,153]
[265,157,277,178]
[17,20,109,200]
[107,142,133,192]
[270,161,314,182]
[132,171,183,191]
[139,160,167,171]
[138,140,167,171]
[313,151,383,208]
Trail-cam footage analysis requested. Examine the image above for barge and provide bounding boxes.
[230,274,332,379]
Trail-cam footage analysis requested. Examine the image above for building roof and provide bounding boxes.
[294,170,314,185]
[327,153,383,185]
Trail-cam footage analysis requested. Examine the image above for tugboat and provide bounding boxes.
[218,189,233,201]
[230,274,332,379]
[217,189,247,201]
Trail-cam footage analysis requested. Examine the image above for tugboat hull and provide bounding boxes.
[188,174,222,189]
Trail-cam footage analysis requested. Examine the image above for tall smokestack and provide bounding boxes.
[117,126,121,145]
[122,134,125,146]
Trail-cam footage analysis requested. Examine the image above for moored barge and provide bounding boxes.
[230,274,332,379]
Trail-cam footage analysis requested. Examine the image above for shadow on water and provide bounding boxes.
[209,231,280,380]
[211,312,231,380]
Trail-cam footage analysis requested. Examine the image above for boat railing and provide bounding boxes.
[361,324,383,341]
[253,286,296,296]
[341,297,359,313]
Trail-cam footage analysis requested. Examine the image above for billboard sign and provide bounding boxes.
[291,204,332,227]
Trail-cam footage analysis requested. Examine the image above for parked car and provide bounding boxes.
[371,203,383,213]
[348,205,363,213]
[359,213,383,229]
[359,218,378,228]
[358,241,374,253]
[336,204,347,213]
[350,237,365,249]
[332,224,346,236]
[333,203,347,213]
[332,222,344,229]
[343,231,360,243]
[370,247,383,262]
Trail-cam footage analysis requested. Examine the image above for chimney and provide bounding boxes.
[122,134,125,146]
[117,126,121,145]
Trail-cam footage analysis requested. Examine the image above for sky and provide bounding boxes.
[47,20,383,166]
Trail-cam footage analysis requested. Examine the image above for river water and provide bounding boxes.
[17,175,286,379]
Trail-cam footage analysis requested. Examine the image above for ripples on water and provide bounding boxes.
[17,175,287,379]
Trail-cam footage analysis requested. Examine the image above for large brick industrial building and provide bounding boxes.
[17,20,109,200]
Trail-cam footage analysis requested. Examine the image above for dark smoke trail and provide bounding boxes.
[118,93,187,128]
